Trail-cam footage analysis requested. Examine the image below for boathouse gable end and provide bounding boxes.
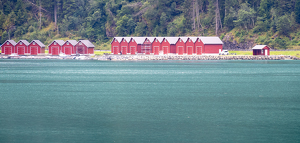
[1,40,17,55]
[15,40,30,55]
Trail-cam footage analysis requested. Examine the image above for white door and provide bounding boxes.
[265,49,268,55]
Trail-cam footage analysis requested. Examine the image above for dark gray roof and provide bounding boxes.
[65,40,77,46]
[252,45,268,49]
[78,40,95,48]
[30,40,45,47]
[17,40,30,46]
[3,40,17,46]
[48,40,65,47]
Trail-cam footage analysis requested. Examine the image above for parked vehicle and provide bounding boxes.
[219,50,229,55]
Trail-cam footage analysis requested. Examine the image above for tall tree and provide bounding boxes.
[295,0,300,24]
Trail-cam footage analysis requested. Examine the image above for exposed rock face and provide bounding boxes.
[222,33,255,50]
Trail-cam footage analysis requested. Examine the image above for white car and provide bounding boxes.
[219,50,229,55]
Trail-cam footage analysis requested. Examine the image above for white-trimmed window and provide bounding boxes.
[261,50,264,54]
[79,42,82,45]
[7,42,9,45]
[20,42,22,45]
[198,39,200,42]
[67,42,69,45]
[33,42,35,45]
[54,42,56,45]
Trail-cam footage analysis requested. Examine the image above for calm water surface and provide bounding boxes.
[0,60,300,142]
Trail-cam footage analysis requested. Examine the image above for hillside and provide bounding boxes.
[1,0,300,50]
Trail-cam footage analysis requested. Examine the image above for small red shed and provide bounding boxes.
[152,37,162,55]
[1,40,17,55]
[15,40,30,55]
[190,37,202,55]
[252,45,270,56]
[62,40,77,55]
[186,38,195,55]
[48,40,65,55]
[161,38,171,55]
[28,40,45,55]
[140,38,151,54]
[128,38,137,55]
[119,38,129,55]
[111,37,123,55]
[75,40,95,55]
[176,37,187,55]
[199,37,223,55]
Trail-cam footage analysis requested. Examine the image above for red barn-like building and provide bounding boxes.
[199,37,223,55]
[15,40,30,55]
[62,40,77,55]
[128,38,137,55]
[152,37,162,55]
[176,37,187,55]
[161,38,171,55]
[75,40,95,55]
[185,38,195,55]
[48,40,65,55]
[1,40,17,55]
[119,38,129,55]
[252,45,270,56]
[111,37,123,55]
[28,40,45,55]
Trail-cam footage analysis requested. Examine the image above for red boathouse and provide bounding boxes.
[128,38,137,55]
[28,40,45,55]
[176,37,187,55]
[62,40,77,55]
[48,40,65,55]
[75,40,95,55]
[1,40,17,55]
[15,40,30,55]
[199,37,223,55]
[111,37,123,55]
[252,45,270,56]
[185,38,194,55]
[152,38,162,55]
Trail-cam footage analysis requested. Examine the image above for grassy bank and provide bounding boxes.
[230,51,300,58]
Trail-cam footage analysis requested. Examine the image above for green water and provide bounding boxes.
[0,60,300,142]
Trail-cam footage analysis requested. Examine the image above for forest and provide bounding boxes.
[1,0,300,50]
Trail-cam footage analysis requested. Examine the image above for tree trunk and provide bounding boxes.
[39,0,41,29]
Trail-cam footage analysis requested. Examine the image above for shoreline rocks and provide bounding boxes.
[0,54,299,61]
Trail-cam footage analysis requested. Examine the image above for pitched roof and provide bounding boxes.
[132,37,146,44]
[30,40,45,47]
[124,37,132,42]
[3,40,17,46]
[78,40,95,48]
[48,40,65,47]
[199,37,223,44]
[147,37,155,43]
[165,37,179,44]
[179,37,189,43]
[189,37,199,43]
[252,45,268,49]
[65,40,77,46]
[17,40,29,46]
[111,37,123,44]
[156,37,164,43]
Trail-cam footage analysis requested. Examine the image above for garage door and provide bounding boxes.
[121,46,127,55]
[153,46,159,55]
[196,46,202,55]
[130,46,136,55]
[187,46,193,55]
[77,47,85,54]
[113,46,119,55]
[4,47,12,55]
[178,46,183,55]
[65,47,72,55]
[52,47,59,55]
[4,47,11,55]
[31,47,38,55]
[163,46,168,55]
[18,47,25,55]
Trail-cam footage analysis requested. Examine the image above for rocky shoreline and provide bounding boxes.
[0,54,299,61]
